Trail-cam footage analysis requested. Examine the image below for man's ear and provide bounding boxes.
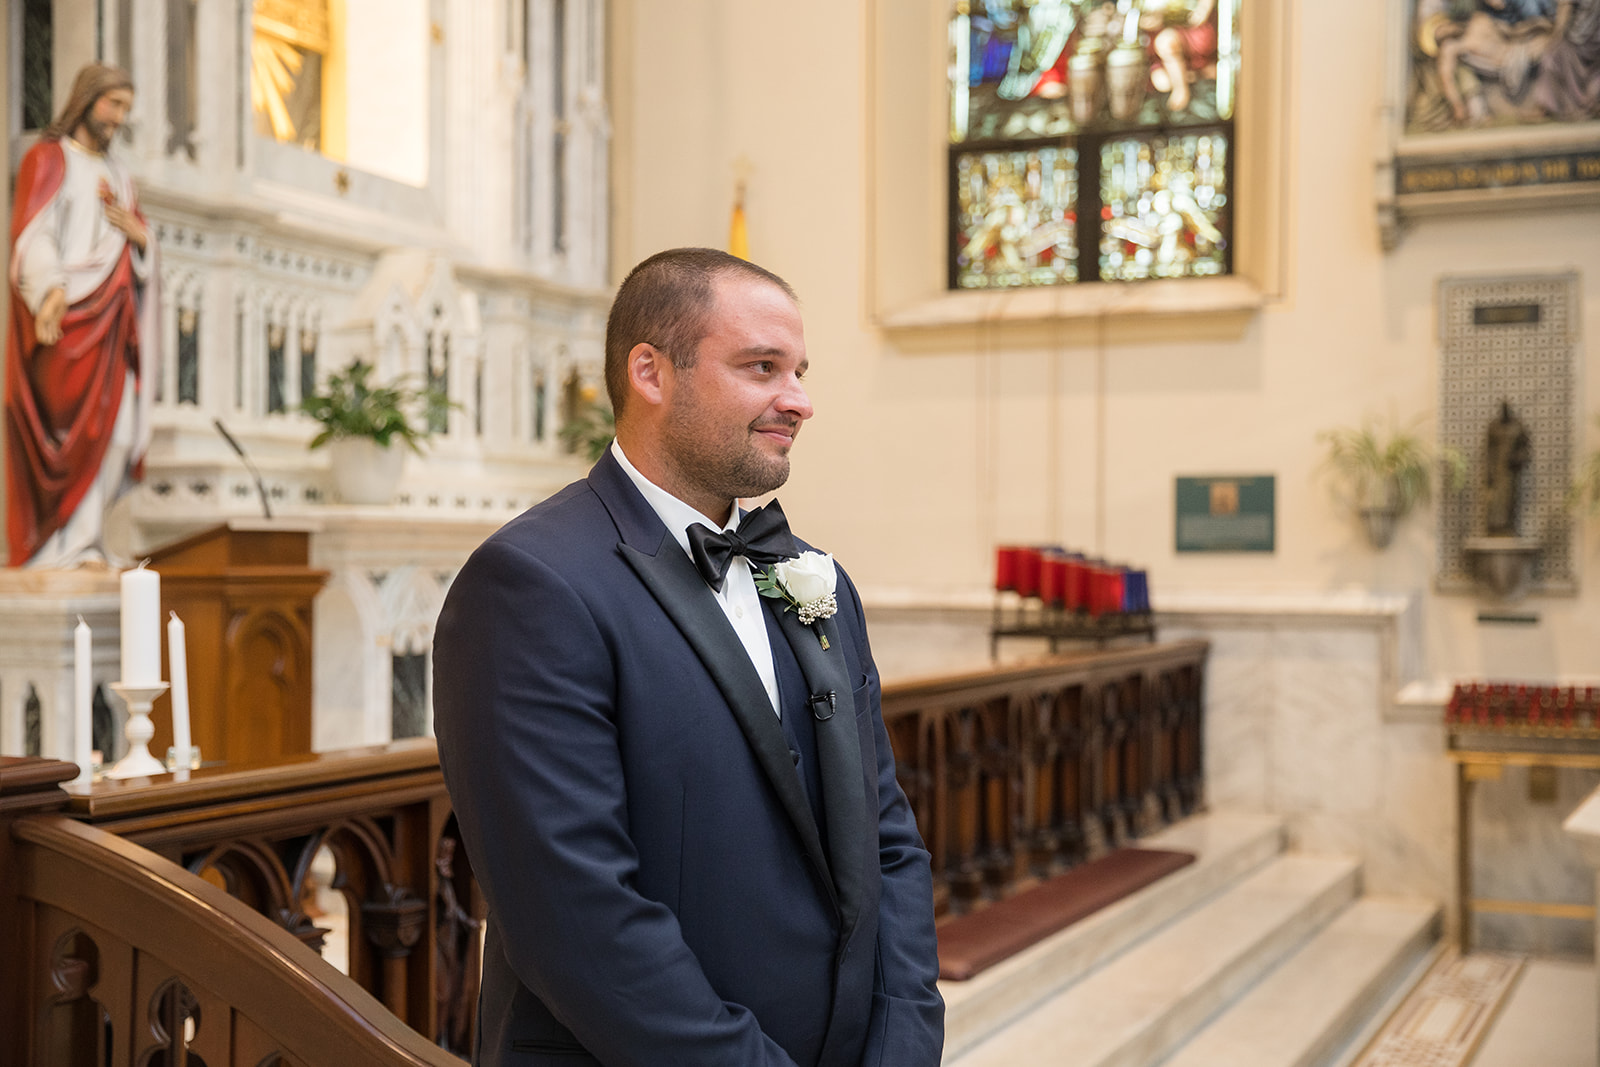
[627,342,670,408]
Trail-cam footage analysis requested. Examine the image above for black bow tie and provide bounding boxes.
[687,502,798,591]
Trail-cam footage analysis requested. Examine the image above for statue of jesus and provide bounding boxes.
[5,63,159,567]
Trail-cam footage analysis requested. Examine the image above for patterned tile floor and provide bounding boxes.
[1353,953,1594,1067]
[1354,951,1526,1067]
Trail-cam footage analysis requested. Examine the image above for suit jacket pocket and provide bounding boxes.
[851,672,873,720]
[509,1037,599,1062]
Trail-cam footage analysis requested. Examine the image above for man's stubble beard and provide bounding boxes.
[660,402,796,507]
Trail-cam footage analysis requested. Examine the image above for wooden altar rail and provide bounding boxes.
[0,641,1207,1062]
[0,740,483,1064]
[879,638,1208,915]
[0,755,462,1067]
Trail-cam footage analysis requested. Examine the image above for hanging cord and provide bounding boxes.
[1047,306,1063,545]
[1094,310,1107,557]
[978,305,999,557]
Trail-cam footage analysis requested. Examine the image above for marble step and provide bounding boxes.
[943,811,1287,1060]
[946,852,1361,1067]
[1160,896,1442,1067]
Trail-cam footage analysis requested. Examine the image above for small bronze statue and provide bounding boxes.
[1484,400,1530,536]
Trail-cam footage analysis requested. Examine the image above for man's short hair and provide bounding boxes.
[604,248,796,416]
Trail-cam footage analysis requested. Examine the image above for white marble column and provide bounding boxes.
[1561,784,1600,1065]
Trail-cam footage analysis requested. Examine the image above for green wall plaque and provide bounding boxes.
[1175,475,1275,553]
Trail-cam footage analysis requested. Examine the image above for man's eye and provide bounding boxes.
[750,361,774,374]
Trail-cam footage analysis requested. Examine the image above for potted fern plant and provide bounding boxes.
[1569,415,1600,515]
[301,359,452,505]
[1318,416,1464,549]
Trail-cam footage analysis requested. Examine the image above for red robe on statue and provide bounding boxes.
[5,139,151,566]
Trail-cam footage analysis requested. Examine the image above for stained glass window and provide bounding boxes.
[1099,131,1229,281]
[953,146,1079,288]
[947,0,1240,290]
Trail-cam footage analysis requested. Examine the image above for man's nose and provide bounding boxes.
[778,374,814,421]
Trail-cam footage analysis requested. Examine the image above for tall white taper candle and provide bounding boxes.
[168,611,191,766]
[120,563,161,686]
[74,616,92,784]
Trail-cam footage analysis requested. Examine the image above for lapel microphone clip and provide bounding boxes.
[809,690,837,721]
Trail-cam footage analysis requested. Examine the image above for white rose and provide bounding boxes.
[775,552,836,604]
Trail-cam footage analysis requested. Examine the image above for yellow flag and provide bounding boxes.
[729,183,749,260]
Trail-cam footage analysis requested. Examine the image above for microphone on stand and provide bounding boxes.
[213,418,273,520]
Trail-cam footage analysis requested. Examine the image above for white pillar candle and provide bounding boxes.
[120,563,161,686]
[74,616,93,783]
[168,611,191,767]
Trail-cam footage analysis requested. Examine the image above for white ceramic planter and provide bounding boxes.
[328,437,405,506]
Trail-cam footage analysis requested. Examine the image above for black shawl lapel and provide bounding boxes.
[767,596,870,935]
[590,453,836,902]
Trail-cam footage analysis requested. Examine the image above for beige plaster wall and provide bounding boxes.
[612,0,1600,685]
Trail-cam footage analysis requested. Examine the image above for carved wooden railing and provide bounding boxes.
[880,639,1208,915]
[0,756,463,1067]
[1,641,1206,1061]
[19,739,484,1058]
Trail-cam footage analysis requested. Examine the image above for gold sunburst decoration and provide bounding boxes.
[251,0,330,145]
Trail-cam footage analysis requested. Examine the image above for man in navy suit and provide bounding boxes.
[433,248,944,1066]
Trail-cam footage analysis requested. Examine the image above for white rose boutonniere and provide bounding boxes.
[756,551,838,648]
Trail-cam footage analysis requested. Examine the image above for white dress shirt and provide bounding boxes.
[611,440,781,718]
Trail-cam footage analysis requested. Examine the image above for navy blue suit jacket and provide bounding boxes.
[433,450,943,1066]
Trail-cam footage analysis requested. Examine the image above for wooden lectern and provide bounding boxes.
[146,523,329,768]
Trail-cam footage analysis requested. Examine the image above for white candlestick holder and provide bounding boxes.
[105,681,172,780]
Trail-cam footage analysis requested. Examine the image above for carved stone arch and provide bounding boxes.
[298,298,325,358]
[415,258,481,342]
[410,264,479,441]
[182,269,206,311]
[313,567,385,749]
[379,565,444,658]
[373,283,423,382]
[379,566,444,740]
[160,265,200,308]
[568,335,605,389]
[523,331,562,445]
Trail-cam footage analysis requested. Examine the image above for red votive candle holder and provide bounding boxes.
[1084,565,1106,617]
[1015,548,1043,599]
[1063,557,1086,611]
[1040,555,1067,607]
[994,546,1020,592]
